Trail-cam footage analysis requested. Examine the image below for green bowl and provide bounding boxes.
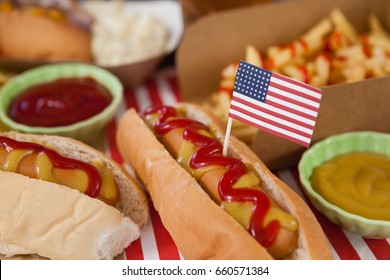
[0,63,123,142]
[298,131,390,238]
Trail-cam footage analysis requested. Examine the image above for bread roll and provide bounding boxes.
[0,5,92,61]
[0,171,139,260]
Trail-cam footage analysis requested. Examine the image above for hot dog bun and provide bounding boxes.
[0,1,92,61]
[0,171,139,260]
[0,131,148,259]
[116,103,333,259]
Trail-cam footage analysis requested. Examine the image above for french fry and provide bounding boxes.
[302,18,333,51]
[281,64,307,83]
[267,17,332,69]
[368,13,390,39]
[308,54,331,87]
[365,46,390,77]
[330,8,359,43]
[245,45,262,67]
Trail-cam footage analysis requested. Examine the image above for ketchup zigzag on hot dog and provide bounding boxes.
[117,103,333,259]
[0,131,148,259]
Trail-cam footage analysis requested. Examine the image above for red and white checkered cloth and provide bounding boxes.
[101,68,390,260]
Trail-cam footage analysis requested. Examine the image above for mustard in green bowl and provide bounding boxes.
[298,131,390,238]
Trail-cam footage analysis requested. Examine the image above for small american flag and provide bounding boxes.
[228,61,322,147]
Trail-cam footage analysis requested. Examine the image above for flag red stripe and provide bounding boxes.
[269,80,321,103]
[363,238,390,260]
[233,92,317,122]
[267,88,319,112]
[255,95,317,122]
[231,95,314,130]
[230,104,312,139]
[290,168,361,259]
[272,72,322,94]
[228,112,310,147]
[148,200,181,260]
[125,238,144,260]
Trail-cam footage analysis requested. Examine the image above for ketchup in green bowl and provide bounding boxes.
[8,77,112,127]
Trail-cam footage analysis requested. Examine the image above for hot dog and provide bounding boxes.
[116,103,333,259]
[0,0,93,61]
[0,131,148,259]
